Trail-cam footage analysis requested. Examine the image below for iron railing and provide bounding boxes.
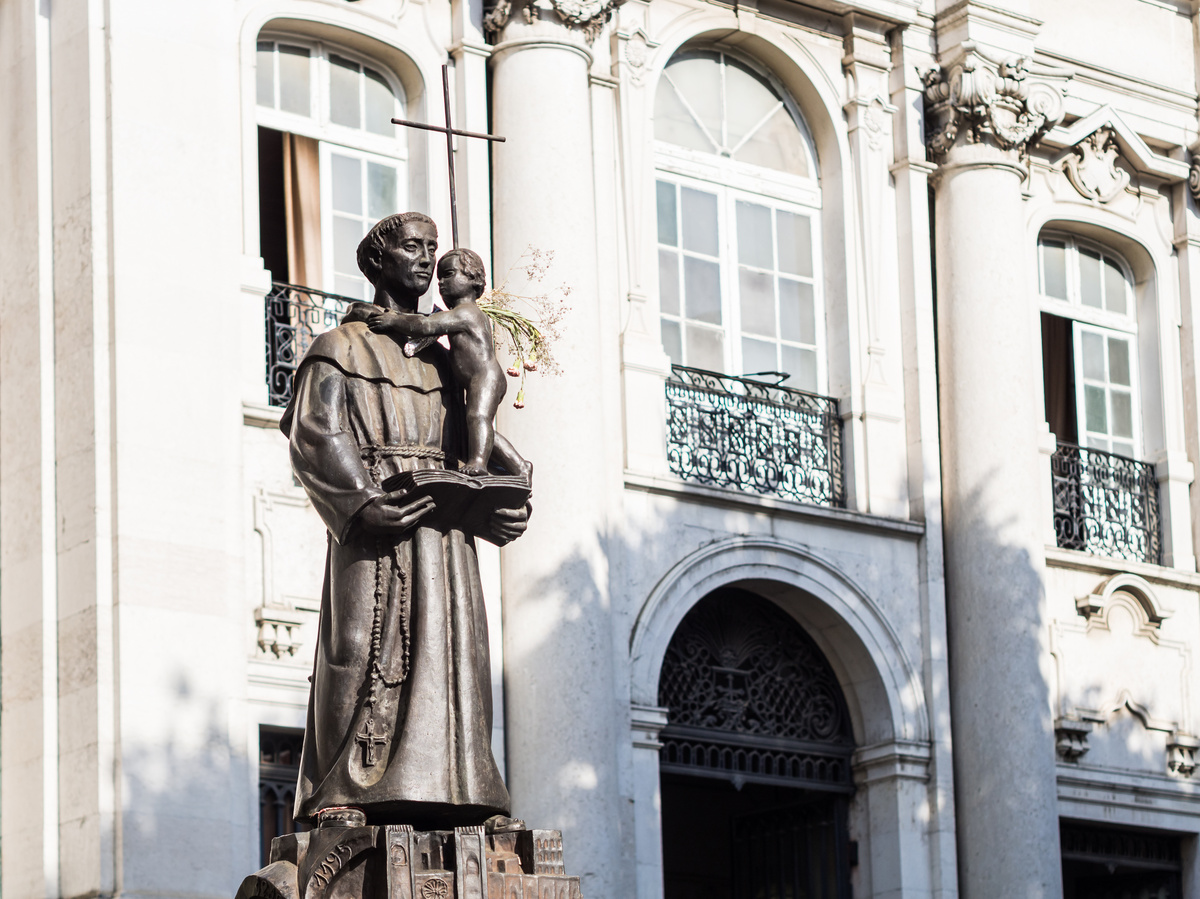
[1052,442,1161,565]
[266,282,357,407]
[665,365,845,508]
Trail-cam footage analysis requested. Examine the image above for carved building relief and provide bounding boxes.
[1060,126,1130,203]
[1050,575,1196,776]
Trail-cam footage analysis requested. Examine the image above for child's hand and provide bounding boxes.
[367,311,403,333]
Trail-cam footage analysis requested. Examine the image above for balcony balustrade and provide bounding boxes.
[665,365,845,508]
[265,282,355,407]
[1051,442,1161,565]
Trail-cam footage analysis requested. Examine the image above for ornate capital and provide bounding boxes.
[485,0,621,43]
[1188,156,1200,203]
[924,42,1070,161]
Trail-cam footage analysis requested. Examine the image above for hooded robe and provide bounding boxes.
[280,320,509,826]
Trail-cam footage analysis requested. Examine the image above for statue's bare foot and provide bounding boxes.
[461,462,489,477]
[484,814,526,834]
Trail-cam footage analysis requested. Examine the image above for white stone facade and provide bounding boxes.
[3,0,1200,897]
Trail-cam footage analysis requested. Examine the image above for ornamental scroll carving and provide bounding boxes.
[658,591,851,744]
[1062,126,1130,203]
[923,42,1070,160]
[484,0,621,43]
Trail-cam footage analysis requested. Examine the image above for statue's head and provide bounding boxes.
[356,212,439,304]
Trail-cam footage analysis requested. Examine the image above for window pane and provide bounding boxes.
[330,55,362,129]
[685,325,724,371]
[779,279,815,344]
[1108,336,1131,386]
[1111,390,1133,439]
[724,60,783,154]
[653,77,716,154]
[1084,384,1108,434]
[256,43,275,107]
[1081,330,1105,381]
[333,216,364,277]
[1041,240,1067,300]
[683,257,721,324]
[659,249,680,315]
[1104,256,1128,315]
[364,69,396,136]
[278,45,311,117]
[1088,435,1111,453]
[739,268,775,336]
[663,54,723,148]
[735,105,809,176]
[777,212,812,278]
[331,154,362,216]
[335,274,366,301]
[656,181,678,246]
[781,345,817,392]
[367,162,397,221]
[1112,440,1134,458]
[661,319,682,365]
[741,337,777,376]
[681,188,718,256]
[736,201,773,270]
[1079,247,1102,308]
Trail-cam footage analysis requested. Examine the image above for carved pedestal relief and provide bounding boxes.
[1050,574,1195,776]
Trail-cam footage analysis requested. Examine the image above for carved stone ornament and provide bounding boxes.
[1188,156,1200,203]
[923,42,1070,160]
[1062,126,1130,202]
[484,0,621,43]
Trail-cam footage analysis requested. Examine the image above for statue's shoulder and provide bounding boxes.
[305,321,371,367]
[300,321,444,393]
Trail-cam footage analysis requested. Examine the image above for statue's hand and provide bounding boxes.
[367,310,404,333]
[483,500,532,546]
[356,490,436,535]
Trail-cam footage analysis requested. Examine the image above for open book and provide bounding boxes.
[381,469,532,537]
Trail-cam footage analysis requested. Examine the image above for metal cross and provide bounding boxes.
[392,63,506,249]
[355,717,389,767]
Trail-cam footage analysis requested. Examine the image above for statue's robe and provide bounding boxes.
[280,321,509,826]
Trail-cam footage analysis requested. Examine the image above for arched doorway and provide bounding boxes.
[657,588,854,898]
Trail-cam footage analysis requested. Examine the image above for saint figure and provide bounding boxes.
[280,212,530,828]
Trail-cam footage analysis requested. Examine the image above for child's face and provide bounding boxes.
[437,256,477,304]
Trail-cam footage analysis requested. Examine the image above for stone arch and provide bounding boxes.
[630,536,928,748]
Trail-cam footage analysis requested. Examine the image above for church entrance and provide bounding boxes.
[657,589,855,899]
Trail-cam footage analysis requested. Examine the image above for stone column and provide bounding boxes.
[487,2,628,897]
[925,43,1070,898]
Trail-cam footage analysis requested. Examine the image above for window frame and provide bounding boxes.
[653,49,824,393]
[1037,231,1142,458]
[256,34,408,163]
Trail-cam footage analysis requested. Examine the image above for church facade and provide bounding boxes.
[3,0,1200,897]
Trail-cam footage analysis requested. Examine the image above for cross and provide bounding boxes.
[392,63,506,249]
[355,717,389,767]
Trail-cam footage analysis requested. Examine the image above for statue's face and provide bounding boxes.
[377,221,438,303]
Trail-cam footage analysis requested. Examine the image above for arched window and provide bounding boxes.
[1038,233,1140,457]
[256,36,407,300]
[654,50,823,392]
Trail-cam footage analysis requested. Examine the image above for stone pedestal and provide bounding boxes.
[236,823,582,899]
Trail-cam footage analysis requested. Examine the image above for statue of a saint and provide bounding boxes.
[279,212,530,829]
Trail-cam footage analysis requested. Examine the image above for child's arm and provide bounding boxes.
[367,307,472,338]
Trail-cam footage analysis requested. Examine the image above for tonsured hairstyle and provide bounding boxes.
[438,248,487,298]
[355,212,438,283]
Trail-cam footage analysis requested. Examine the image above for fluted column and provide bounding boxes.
[926,41,1070,898]
[488,4,628,897]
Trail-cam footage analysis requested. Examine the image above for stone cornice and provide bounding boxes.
[923,41,1071,162]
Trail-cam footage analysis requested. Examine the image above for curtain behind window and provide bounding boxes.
[283,133,322,290]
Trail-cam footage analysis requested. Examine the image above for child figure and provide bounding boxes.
[366,248,531,481]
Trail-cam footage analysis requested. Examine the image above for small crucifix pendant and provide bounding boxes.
[355,717,389,767]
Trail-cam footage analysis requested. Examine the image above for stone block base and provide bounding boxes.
[235,823,582,899]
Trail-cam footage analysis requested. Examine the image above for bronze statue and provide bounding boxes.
[279,212,530,830]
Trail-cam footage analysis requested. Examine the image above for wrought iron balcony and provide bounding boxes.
[1052,442,1161,565]
[266,282,355,407]
[666,365,845,508]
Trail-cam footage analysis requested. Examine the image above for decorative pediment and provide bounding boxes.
[1045,106,1189,186]
[1075,573,1173,626]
